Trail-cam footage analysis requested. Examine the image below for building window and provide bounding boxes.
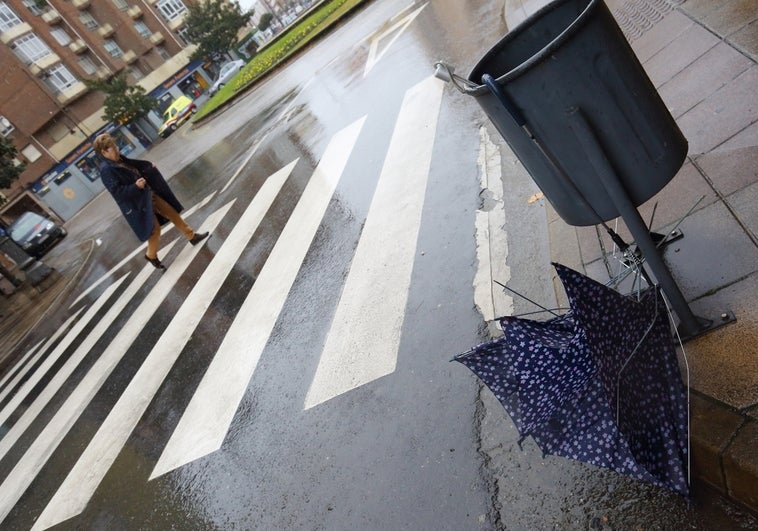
[155,45,170,60]
[0,3,23,33]
[79,12,98,30]
[156,0,187,22]
[111,0,128,10]
[134,21,151,38]
[77,55,98,75]
[50,27,72,46]
[21,144,42,163]
[43,64,77,93]
[21,0,45,16]
[103,39,122,58]
[177,26,191,45]
[12,33,52,65]
[129,65,144,80]
[47,120,70,142]
[1,115,14,137]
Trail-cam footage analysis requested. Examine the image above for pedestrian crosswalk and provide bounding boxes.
[0,76,447,528]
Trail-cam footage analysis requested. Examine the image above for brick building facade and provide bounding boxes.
[0,0,217,222]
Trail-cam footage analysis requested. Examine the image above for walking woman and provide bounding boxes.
[93,133,208,270]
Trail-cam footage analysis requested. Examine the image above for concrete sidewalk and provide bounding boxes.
[499,0,757,514]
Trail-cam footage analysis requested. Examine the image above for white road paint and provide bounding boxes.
[0,304,92,431]
[150,118,365,479]
[69,191,216,307]
[0,273,134,460]
[304,76,443,410]
[0,204,225,527]
[473,127,513,324]
[0,340,44,403]
[35,162,296,527]
[364,3,427,77]
[221,79,312,193]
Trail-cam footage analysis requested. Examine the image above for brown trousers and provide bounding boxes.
[146,192,194,259]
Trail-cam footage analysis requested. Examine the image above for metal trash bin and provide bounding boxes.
[464,0,686,226]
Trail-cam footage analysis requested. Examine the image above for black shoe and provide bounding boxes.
[144,254,166,270]
[190,232,209,246]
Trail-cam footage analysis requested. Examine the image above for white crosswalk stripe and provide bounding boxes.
[305,76,443,409]
[0,277,126,461]
[0,340,44,396]
[150,118,365,479]
[0,304,91,433]
[35,162,297,528]
[0,76,445,528]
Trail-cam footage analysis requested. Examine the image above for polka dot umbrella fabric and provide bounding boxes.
[455,263,689,496]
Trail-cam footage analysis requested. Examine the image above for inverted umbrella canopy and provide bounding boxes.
[456,263,689,496]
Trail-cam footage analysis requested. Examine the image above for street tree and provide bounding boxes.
[84,73,156,125]
[184,0,253,60]
[258,13,274,32]
[0,135,25,190]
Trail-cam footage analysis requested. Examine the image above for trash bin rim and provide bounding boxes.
[466,0,600,96]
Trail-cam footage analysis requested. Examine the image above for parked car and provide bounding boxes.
[158,95,197,138]
[209,60,246,96]
[7,211,67,259]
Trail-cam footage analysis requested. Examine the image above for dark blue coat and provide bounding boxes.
[99,155,184,242]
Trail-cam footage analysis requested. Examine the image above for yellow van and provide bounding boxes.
[158,95,197,138]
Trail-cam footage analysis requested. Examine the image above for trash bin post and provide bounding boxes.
[444,0,736,340]
[567,109,709,338]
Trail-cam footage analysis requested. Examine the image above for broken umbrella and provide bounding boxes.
[455,263,689,496]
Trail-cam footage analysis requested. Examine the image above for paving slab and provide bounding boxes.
[657,40,753,118]
[677,65,758,154]
[694,145,758,197]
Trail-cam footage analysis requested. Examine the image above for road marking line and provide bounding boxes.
[0,274,132,460]
[150,118,365,479]
[0,304,92,430]
[364,3,427,77]
[0,204,227,527]
[69,191,216,307]
[0,340,44,401]
[35,163,296,528]
[220,80,311,194]
[304,76,444,409]
[473,126,513,323]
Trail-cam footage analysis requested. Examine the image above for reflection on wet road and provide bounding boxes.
[0,59,464,527]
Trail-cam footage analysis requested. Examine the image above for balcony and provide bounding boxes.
[69,39,87,54]
[29,53,61,75]
[95,67,112,80]
[97,23,115,38]
[122,50,137,64]
[56,81,88,105]
[167,14,187,32]
[0,22,32,45]
[72,0,91,9]
[127,6,143,19]
[42,10,62,25]
[149,32,164,45]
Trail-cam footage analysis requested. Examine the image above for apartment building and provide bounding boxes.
[0,0,218,222]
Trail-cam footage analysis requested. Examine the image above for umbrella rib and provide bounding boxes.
[493,279,562,317]
[663,293,692,491]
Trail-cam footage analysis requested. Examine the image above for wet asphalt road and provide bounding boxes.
[1,0,756,529]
